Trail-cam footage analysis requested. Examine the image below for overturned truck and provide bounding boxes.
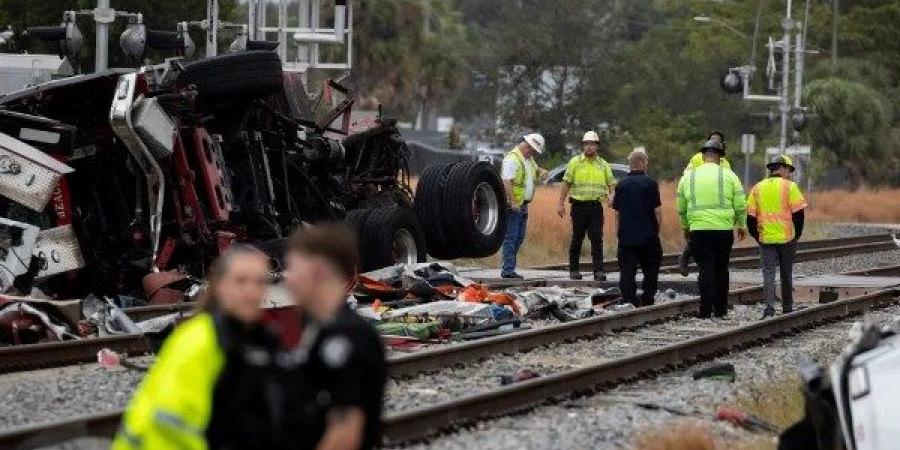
[0,50,506,307]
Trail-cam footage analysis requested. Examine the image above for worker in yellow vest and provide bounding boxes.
[500,133,546,279]
[678,131,731,277]
[676,139,747,318]
[747,155,808,319]
[557,131,617,280]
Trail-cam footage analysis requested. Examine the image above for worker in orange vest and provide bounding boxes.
[746,155,808,319]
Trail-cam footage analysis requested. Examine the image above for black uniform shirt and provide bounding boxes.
[611,170,661,247]
[284,304,387,450]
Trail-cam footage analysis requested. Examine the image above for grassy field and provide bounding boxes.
[464,184,900,268]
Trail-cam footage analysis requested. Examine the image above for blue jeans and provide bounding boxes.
[501,204,528,275]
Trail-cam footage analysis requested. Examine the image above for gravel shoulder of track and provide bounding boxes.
[0,357,150,432]
[394,304,900,450]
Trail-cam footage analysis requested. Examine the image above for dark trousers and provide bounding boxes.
[569,202,603,274]
[760,241,797,311]
[618,238,662,307]
[691,230,734,318]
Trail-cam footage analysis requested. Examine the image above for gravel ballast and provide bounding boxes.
[394,304,900,450]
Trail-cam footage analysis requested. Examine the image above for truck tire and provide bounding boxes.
[414,163,459,260]
[345,208,375,270]
[444,161,507,257]
[176,51,283,101]
[360,205,426,271]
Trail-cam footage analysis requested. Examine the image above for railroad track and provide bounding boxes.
[0,235,897,375]
[2,286,897,448]
[1,262,899,448]
[532,233,895,273]
[380,288,900,443]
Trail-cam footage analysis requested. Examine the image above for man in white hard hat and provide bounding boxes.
[500,133,546,279]
[557,131,617,280]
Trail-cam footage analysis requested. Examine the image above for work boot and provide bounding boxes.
[760,306,775,320]
[594,271,606,282]
[569,272,583,280]
[501,272,524,279]
[782,301,794,314]
[677,252,690,277]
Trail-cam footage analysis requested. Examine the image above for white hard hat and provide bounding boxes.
[523,133,545,154]
[582,131,600,143]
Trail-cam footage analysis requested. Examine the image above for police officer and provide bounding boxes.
[500,133,546,279]
[114,246,283,450]
[557,131,617,281]
[676,139,747,318]
[678,131,731,277]
[283,223,387,450]
[747,155,807,318]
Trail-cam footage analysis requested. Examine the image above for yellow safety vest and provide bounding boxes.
[505,147,537,206]
[684,152,730,173]
[676,162,747,231]
[747,176,807,244]
[563,154,615,202]
[112,313,225,450]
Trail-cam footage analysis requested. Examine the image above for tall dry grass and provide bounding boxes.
[469,183,900,267]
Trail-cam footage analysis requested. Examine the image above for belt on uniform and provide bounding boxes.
[569,199,601,205]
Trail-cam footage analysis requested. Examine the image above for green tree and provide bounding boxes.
[805,77,896,185]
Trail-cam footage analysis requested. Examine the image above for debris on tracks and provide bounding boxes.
[353,262,650,348]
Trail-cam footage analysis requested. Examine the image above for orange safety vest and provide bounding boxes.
[747,177,807,244]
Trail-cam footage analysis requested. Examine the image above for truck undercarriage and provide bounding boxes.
[0,50,506,319]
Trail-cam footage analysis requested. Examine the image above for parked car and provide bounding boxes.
[0,50,507,303]
[544,162,630,185]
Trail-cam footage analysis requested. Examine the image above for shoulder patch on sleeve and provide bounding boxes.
[320,335,353,369]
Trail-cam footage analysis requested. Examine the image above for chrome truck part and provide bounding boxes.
[0,132,74,212]
[33,225,85,280]
[109,73,165,268]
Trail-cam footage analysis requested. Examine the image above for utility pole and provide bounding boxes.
[94,0,113,71]
[832,0,838,66]
[778,0,794,152]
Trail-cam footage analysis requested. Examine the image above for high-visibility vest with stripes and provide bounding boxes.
[747,176,807,244]
[112,313,225,450]
[563,154,615,201]
[505,147,537,206]
[677,162,747,231]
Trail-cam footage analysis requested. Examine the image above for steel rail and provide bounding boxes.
[0,335,150,374]
[381,288,900,443]
[533,233,893,272]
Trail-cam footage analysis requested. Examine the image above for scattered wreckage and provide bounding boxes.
[0,50,508,346]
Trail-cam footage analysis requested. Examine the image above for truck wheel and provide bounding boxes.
[444,161,507,257]
[361,205,426,271]
[414,164,459,260]
[345,208,375,270]
[176,51,283,102]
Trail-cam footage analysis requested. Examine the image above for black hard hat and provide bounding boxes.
[701,139,725,156]
[766,154,796,172]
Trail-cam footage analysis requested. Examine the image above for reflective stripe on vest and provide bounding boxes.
[568,157,611,201]
[753,178,794,242]
[688,165,730,211]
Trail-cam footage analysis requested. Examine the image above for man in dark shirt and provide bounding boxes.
[611,150,663,307]
[283,223,387,450]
